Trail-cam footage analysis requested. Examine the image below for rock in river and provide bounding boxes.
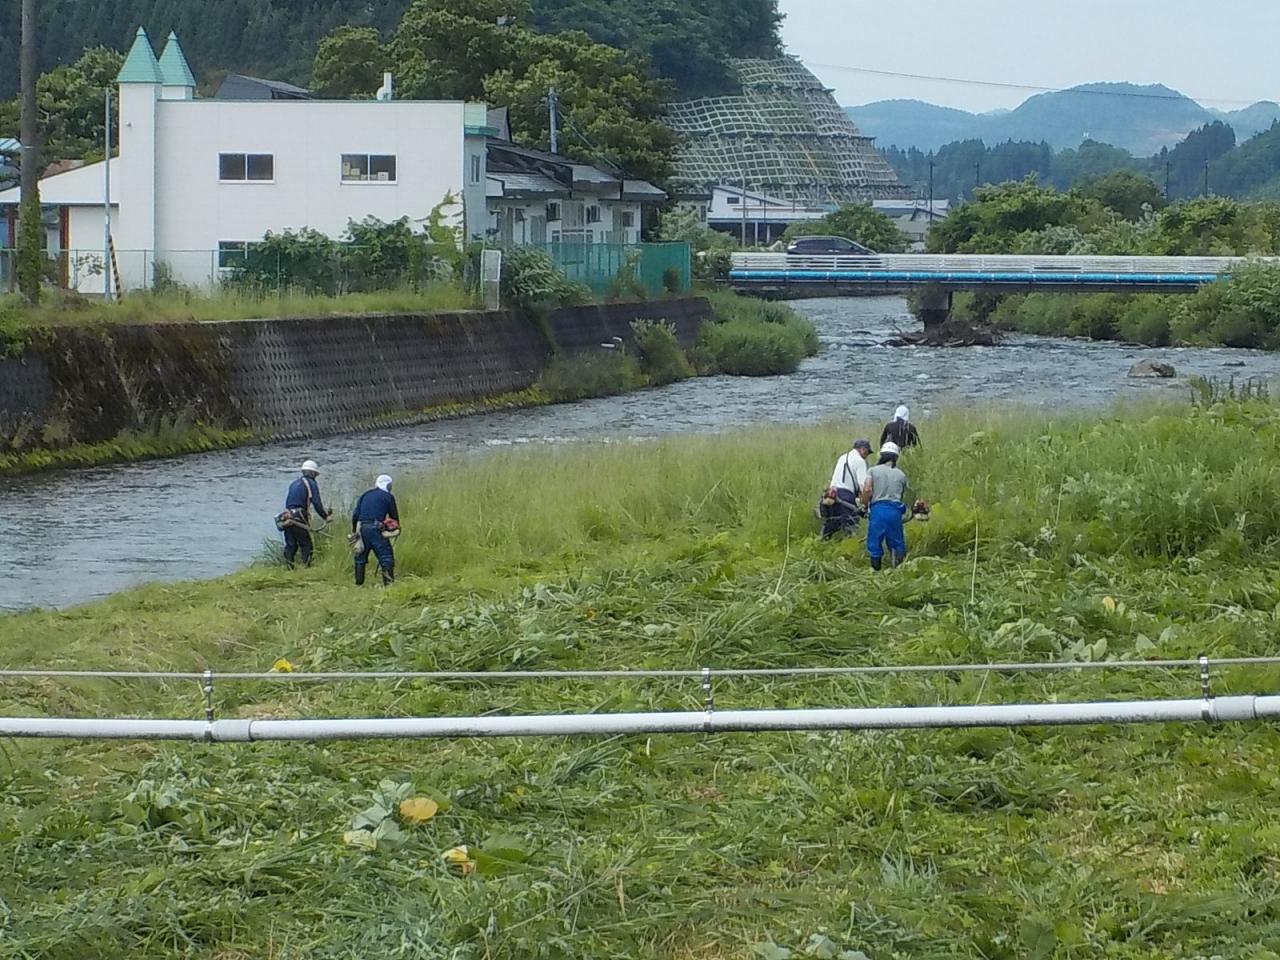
[1128,359,1176,378]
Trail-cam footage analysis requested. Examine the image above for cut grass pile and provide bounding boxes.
[3,399,1280,958]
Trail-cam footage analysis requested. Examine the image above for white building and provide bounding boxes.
[0,27,492,292]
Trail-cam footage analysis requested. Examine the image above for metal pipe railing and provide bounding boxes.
[3,655,1279,684]
[1,694,1274,742]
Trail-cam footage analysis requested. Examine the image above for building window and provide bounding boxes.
[586,205,602,224]
[342,154,397,182]
[470,154,482,184]
[546,202,561,221]
[619,210,635,228]
[219,153,274,181]
[217,241,257,269]
[726,195,740,205]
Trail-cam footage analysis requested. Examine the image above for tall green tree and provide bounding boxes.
[1075,170,1166,220]
[927,178,1104,253]
[312,26,388,98]
[0,47,122,166]
[317,0,677,182]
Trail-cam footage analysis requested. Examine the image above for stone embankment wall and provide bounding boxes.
[0,298,709,446]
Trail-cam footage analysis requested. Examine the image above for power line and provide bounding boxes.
[809,62,1270,110]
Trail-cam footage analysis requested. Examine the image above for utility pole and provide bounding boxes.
[1165,159,1171,200]
[1203,158,1210,198]
[103,86,112,301]
[18,0,41,304]
[974,161,981,197]
[928,157,935,222]
[548,87,558,154]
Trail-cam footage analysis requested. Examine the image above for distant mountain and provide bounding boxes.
[1212,101,1280,140]
[848,83,1280,157]
[843,99,977,153]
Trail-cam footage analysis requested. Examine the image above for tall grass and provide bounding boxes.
[0,283,477,332]
[5,400,1280,957]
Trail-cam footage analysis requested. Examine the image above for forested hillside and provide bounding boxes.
[0,0,781,99]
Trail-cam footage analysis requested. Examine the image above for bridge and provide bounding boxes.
[728,253,1270,326]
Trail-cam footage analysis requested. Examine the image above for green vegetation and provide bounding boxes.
[314,0,677,183]
[1,0,782,105]
[978,261,1280,349]
[780,203,909,253]
[0,421,253,474]
[5,400,1280,956]
[630,318,694,385]
[655,206,738,283]
[536,348,644,401]
[537,297,811,401]
[0,285,477,335]
[925,180,1280,349]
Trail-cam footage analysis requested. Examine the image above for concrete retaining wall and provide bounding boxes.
[0,298,710,447]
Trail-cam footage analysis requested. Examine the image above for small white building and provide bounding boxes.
[0,27,492,292]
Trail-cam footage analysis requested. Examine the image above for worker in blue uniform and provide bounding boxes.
[280,459,333,568]
[351,474,400,586]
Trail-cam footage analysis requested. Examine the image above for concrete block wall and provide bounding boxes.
[0,298,711,448]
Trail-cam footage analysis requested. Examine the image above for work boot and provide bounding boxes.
[381,565,395,587]
[355,563,366,586]
[870,556,882,571]
[891,550,906,568]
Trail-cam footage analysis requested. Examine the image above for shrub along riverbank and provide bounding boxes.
[3,398,1280,957]
[944,263,1280,349]
[536,292,818,402]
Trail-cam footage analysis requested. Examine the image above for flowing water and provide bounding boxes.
[4,296,1278,611]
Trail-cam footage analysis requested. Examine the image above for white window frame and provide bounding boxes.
[218,153,275,183]
[216,240,259,270]
[546,202,562,222]
[469,154,482,184]
[341,153,398,184]
[619,210,636,228]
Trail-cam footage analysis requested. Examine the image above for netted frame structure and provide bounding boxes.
[667,57,910,203]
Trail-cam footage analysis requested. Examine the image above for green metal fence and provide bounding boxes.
[540,242,691,297]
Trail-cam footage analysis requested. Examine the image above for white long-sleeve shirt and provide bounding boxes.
[830,451,868,493]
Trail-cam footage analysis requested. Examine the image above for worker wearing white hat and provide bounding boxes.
[277,459,334,568]
[880,404,921,449]
[861,442,910,570]
[351,474,400,586]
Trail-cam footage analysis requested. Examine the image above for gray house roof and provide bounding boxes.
[214,74,312,100]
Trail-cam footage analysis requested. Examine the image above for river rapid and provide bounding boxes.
[4,296,1278,611]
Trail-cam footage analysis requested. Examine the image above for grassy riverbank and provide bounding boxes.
[0,286,478,339]
[3,398,1280,958]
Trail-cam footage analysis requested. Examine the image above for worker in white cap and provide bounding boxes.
[862,442,910,570]
[350,474,400,586]
[880,404,920,449]
[276,459,333,568]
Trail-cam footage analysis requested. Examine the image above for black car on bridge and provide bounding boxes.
[785,235,876,256]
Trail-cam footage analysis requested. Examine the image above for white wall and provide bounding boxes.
[149,99,469,284]
[65,205,121,294]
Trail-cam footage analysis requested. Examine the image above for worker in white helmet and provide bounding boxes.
[861,442,910,570]
[275,459,334,568]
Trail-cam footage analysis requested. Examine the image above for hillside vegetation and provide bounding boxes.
[0,0,781,100]
[2,400,1280,957]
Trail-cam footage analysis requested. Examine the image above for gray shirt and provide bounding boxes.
[866,463,909,504]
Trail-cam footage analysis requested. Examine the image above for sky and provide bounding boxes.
[778,0,1280,113]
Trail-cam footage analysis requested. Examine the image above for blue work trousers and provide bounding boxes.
[282,525,313,568]
[355,524,395,585]
[867,501,907,566]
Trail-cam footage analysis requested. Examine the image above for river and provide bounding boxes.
[3,296,1278,611]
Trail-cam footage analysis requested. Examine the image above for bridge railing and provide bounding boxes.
[730,253,1272,275]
